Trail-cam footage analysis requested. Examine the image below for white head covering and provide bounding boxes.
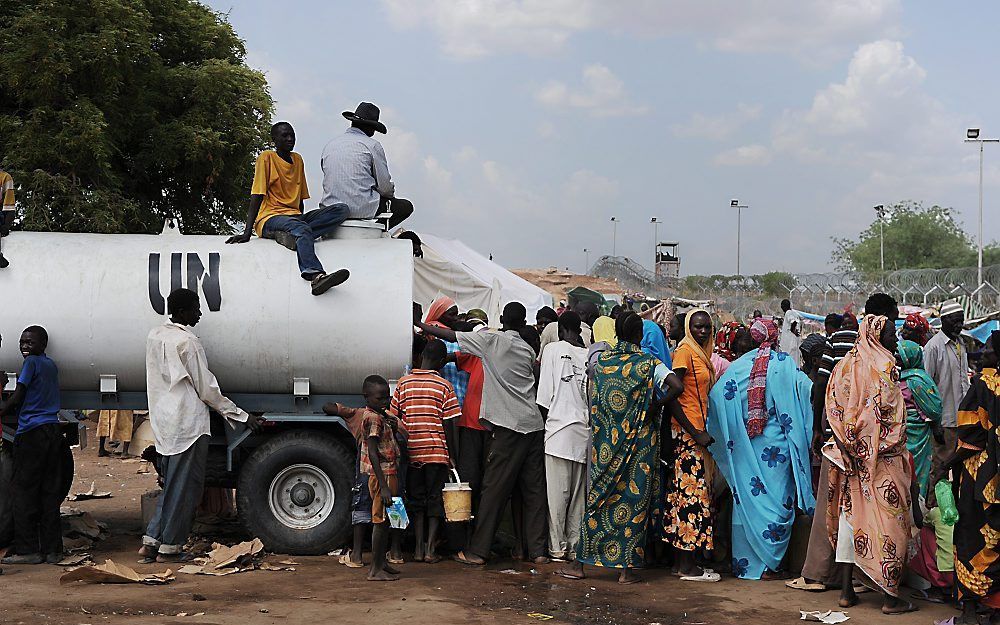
[940,299,964,318]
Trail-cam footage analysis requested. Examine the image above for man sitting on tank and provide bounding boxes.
[226,121,350,296]
[319,102,414,231]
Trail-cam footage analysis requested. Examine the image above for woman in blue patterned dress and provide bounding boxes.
[706,319,815,579]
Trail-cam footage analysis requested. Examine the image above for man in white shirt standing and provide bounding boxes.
[139,288,258,563]
[924,299,970,476]
[319,102,413,230]
[779,299,803,368]
[536,311,589,562]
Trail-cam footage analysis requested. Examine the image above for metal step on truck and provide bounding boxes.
[0,219,413,554]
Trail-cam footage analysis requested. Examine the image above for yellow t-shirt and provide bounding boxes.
[250,151,309,236]
[0,170,15,211]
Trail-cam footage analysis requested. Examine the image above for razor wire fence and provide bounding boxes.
[591,255,1000,319]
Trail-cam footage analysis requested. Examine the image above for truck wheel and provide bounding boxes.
[237,429,354,555]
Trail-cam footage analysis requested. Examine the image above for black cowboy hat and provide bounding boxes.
[342,102,387,134]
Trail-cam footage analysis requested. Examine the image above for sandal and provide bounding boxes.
[785,576,827,592]
[339,554,365,569]
[911,589,945,604]
[680,568,721,582]
[453,551,486,566]
[386,553,404,565]
[155,552,196,563]
[423,554,442,564]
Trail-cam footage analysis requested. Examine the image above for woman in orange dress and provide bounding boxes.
[665,308,718,581]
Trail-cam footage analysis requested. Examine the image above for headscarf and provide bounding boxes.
[679,308,716,385]
[715,321,743,361]
[592,316,617,347]
[424,296,456,327]
[825,314,909,596]
[466,308,488,322]
[641,319,671,366]
[903,312,931,346]
[746,318,779,438]
[898,339,943,421]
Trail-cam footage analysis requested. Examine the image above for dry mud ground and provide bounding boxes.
[2,423,948,625]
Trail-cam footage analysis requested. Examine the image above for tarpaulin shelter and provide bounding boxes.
[412,232,553,323]
[566,286,608,313]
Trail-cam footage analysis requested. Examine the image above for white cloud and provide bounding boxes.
[536,64,647,117]
[380,0,588,59]
[422,156,452,188]
[481,160,502,186]
[766,39,985,246]
[380,0,901,60]
[671,103,762,140]
[380,128,421,169]
[772,40,953,167]
[713,144,772,166]
[563,169,620,201]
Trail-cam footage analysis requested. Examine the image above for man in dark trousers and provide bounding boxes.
[320,102,414,229]
[140,288,260,563]
[415,302,549,565]
[0,326,69,565]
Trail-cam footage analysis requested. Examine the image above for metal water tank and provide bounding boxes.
[0,222,413,402]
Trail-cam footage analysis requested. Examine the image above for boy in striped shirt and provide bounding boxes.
[390,340,461,563]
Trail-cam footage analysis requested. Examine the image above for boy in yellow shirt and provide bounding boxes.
[0,167,14,268]
[227,122,349,295]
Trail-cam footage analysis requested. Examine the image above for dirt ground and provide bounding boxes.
[512,268,622,305]
[2,424,952,625]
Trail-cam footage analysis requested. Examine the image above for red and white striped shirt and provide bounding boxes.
[390,369,461,466]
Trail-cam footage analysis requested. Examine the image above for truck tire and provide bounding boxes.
[237,429,354,555]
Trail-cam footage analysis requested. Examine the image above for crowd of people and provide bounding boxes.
[0,104,997,620]
[331,291,1000,623]
[2,277,999,621]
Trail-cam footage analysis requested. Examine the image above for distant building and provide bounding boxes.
[655,241,680,279]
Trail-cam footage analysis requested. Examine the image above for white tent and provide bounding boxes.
[413,232,553,323]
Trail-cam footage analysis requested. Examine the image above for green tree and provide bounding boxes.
[832,201,1000,273]
[682,271,796,297]
[756,271,796,298]
[0,0,273,234]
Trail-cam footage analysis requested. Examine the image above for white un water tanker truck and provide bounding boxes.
[0,219,413,554]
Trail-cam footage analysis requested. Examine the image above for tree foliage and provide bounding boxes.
[683,271,796,297]
[0,0,274,234]
[832,201,1000,273]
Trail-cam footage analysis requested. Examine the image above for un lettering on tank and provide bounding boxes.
[148,252,221,314]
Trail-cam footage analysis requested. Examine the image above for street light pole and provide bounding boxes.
[583,248,590,274]
[965,128,999,290]
[650,217,660,269]
[874,204,885,275]
[730,199,748,276]
[610,216,619,257]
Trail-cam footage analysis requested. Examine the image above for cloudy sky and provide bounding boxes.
[204,1,1000,276]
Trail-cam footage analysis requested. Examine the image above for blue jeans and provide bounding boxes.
[262,204,350,278]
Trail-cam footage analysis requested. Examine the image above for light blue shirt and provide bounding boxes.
[319,127,394,219]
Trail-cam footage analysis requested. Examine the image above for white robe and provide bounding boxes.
[780,309,803,367]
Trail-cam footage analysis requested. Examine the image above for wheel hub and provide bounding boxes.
[290,483,315,507]
[268,464,335,530]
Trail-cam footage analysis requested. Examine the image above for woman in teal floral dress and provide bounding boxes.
[557,313,681,584]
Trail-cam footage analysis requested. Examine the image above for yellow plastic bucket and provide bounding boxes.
[442,469,473,522]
